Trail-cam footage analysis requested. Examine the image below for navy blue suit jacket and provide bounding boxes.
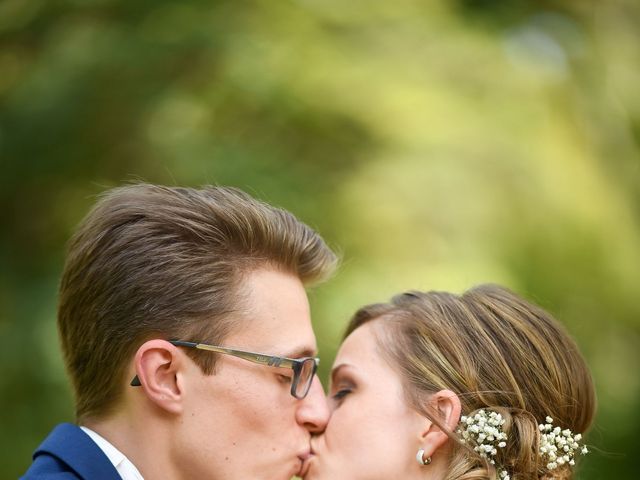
[21,423,122,479]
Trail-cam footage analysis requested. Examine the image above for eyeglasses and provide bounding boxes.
[130,340,319,399]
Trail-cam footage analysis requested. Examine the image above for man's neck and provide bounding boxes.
[82,410,176,480]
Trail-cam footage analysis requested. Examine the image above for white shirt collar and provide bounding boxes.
[80,426,145,480]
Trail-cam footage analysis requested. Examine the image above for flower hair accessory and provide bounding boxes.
[457,410,508,465]
[539,416,588,470]
[457,411,588,480]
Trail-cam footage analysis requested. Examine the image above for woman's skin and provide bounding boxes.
[304,319,460,480]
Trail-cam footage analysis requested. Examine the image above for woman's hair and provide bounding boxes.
[59,184,338,422]
[345,284,596,480]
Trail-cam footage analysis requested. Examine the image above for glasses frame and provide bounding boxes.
[130,340,319,399]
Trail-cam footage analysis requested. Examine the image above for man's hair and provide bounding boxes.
[346,284,596,480]
[58,184,338,421]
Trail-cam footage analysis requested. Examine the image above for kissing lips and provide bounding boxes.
[298,450,314,478]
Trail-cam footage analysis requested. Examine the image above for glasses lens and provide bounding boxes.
[293,358,316,399]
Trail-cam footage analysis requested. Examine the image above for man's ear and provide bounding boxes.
[132,339,186,414]
[418,389,462,459]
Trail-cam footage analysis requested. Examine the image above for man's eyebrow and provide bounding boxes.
[282,346,317,358]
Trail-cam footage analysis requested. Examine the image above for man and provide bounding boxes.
[23,184,338,480]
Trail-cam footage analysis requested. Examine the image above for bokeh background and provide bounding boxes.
[2,0,639,478]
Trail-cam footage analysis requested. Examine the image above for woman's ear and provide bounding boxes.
[419,389,462,459]
[132,339,185,414]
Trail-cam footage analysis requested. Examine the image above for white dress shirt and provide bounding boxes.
[80,426,145,480]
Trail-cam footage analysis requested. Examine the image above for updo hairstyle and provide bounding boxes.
[345,284,596,480]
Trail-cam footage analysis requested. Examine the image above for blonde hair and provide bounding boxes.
[59,184,338,421]
[346,284,596,480]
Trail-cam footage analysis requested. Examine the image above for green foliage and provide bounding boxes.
[2,0,639,477]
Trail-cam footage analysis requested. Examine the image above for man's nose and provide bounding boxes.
[296,375,329,433]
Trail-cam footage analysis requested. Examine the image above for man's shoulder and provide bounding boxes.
[21,452,81,479]
[21,423,120,480]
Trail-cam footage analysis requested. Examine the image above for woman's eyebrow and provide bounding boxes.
[330,363,353,385]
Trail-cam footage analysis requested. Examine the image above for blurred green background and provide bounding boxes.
[1,0,639,478]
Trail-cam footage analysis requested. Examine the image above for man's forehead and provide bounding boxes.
[236,268,316,345]
[223,320,317,357]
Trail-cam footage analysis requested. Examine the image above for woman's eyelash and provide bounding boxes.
[332,388,352,400]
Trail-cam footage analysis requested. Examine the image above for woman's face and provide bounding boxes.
[305,320,426,480]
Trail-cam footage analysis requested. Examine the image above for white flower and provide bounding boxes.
[459,411,587,476]
[538,416,588,470]
[456,408,508,473]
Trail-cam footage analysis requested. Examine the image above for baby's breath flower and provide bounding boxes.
[459,411,588,478]
[538,417,588,471]
[457,410,507,467]
[498,470,510,480]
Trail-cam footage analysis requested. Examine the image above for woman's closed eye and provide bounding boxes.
[332,388,352,401]
[331,379,355,403]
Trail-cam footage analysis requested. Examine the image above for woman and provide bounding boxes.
[304,284,595,480]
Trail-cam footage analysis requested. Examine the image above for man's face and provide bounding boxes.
[173,268,329,480]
